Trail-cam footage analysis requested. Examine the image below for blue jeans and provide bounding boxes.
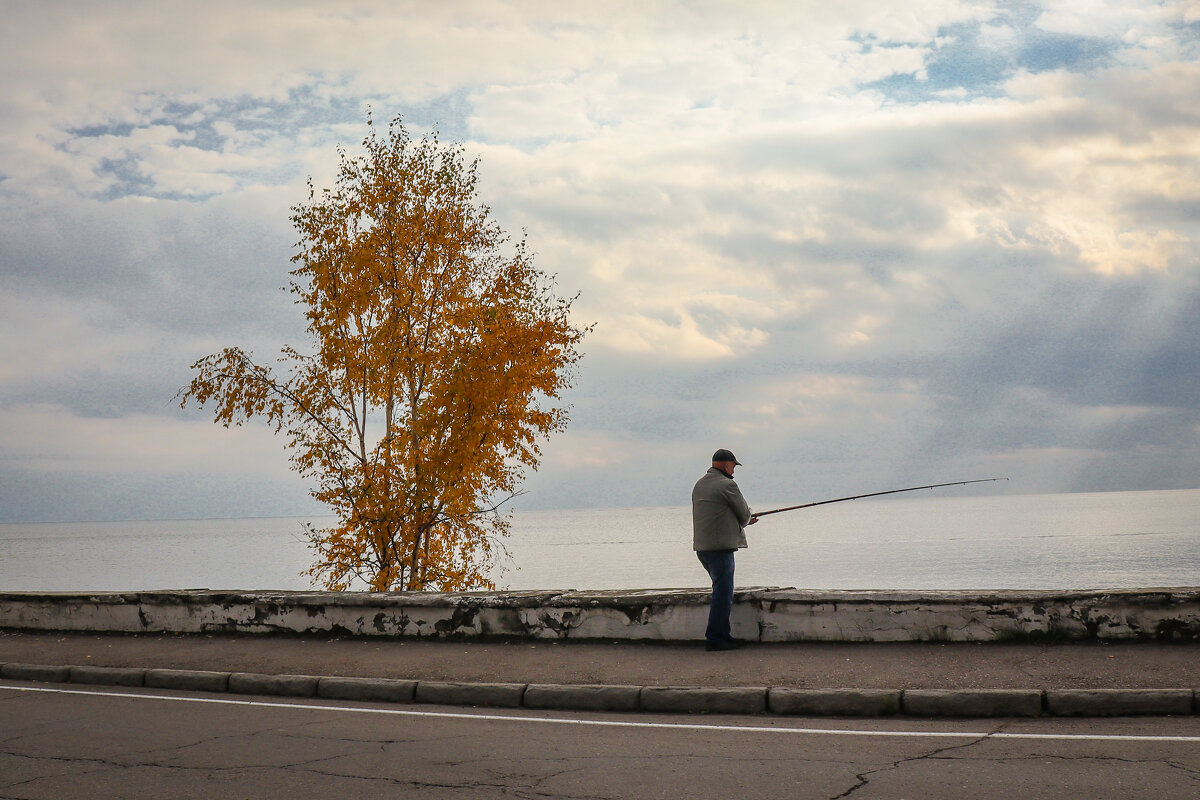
[696,549,736,643]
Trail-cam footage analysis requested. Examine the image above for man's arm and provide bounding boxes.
[724,480,754,527]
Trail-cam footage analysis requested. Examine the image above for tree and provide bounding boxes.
[181,114,588,591]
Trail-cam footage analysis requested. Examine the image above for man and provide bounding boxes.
[692,448,758,651]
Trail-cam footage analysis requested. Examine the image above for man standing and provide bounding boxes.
[692,448,757,651]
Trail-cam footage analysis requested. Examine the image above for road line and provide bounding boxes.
[5,683,1200,743]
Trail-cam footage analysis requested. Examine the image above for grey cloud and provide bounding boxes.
[920,272,1200,410]
[0,188,314,425]
[1124,196,1200,229]
[867,267,1200,491]
[1,193,302,336]
[0,465,318,524]
[561,354,718,441]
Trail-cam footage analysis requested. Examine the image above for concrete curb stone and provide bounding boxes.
[640,686,768,715]
[69,665,145,687]
[145,669,231,692]
[228,672,320,698]
[2,662,71,683]
[524,684,642,712]
[769,688,901,716]
[415,681,526,708]
[4,659,1200,718]
[903,689,1043,717]
[318,676,417,703]
[1045,689,1194,717]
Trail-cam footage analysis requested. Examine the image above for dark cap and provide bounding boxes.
[712,448,742,465]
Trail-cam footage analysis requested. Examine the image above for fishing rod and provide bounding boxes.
[753,478,1008,518]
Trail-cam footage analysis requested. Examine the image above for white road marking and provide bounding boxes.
[4,682,1200,743]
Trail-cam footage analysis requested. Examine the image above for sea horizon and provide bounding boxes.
[6,485,1196,527]
[2,488,1198,594]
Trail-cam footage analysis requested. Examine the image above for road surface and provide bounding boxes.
[3,681,1200,799]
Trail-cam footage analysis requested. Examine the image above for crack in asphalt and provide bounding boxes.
[981,752,1200,779]
[0,750,125,793]
[274,719,465,747]
[8,736,1200,799]
[1163,759,1200,779]
[828,726,1002,799]
[268,761,591,799]
[824,723,1200,799]
[1,722,605,799]
[0,724,367,782]
[273,736,615,797]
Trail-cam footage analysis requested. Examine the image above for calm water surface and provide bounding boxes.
[1,489,1197,592]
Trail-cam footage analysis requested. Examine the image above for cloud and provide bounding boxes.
[1,1,1198,522]
[0,400,317,522]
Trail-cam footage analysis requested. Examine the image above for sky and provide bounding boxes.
[2,1,1198,523]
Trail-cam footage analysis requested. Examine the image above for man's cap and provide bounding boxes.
[712,448,742,465]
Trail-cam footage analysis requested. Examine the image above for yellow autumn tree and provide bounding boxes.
[181,114,588,591]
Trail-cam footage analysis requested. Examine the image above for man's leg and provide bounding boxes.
[696,549,735,646]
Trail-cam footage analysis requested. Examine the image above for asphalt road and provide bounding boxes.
[4,681,1200,799]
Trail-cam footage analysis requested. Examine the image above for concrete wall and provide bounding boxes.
[3,588,1200,642]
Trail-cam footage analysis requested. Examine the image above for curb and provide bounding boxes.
[415,681,526,708]
[524,683,642,712]
[1,661,1196,718]
[769,688,901,716]
[641,686,768,715]
[146,668,230,692]
[902,689,1043,717]
[319,676,417,703]
[69,665,145,687]
[229,672,321,698]
[1045,689,1195,717]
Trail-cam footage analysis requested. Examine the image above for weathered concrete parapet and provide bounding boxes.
[753,588,1200,642]
[2,587,1200,642]
[0,588,768,642]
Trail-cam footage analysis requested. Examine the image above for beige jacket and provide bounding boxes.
[691,467,753,551]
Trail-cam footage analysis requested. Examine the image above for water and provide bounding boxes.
[1,489,1198,592]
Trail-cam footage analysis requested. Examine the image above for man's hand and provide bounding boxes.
[748,514,759,525]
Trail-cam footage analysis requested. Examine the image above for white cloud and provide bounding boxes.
[594,311,769,359]
[1034,0,1177,39]
[469,82,597,142]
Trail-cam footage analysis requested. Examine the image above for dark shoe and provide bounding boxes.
[705,638,743,652]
